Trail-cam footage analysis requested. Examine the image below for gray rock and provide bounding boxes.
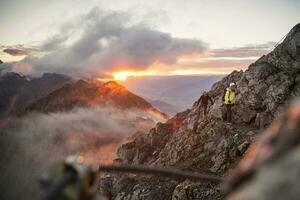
[172,180,223,200]
[224,99,300,200]
[99,23,300,200]
[237,140,251,155]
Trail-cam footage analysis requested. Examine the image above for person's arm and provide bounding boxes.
[197,96,203,106]
[209,96,214,105]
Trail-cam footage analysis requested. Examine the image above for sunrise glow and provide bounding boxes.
[113,72,132,81]
[111,69,230,81]
[112,71,157,81]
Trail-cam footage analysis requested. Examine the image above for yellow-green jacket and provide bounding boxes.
[224,87,236,104]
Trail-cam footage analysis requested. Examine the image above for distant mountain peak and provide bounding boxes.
[41,73,72,79]
[273,23,300,62]
[25,79,168,120]
[102,81,126,90]
[73,79,92,88]
[0,72,26,80]
[284,23,300,42]
[0,73,73,117]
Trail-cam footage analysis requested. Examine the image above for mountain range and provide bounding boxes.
[0,73,167,121]
[0,73,72,118]
[123,75,224,109]
[146,98,180,116]
[26,79,167,120]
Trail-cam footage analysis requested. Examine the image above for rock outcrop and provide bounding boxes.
[99,23,300,199]
[224,99,300,200]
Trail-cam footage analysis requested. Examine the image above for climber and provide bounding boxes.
[223,82,236,122]
[196,91,214,117]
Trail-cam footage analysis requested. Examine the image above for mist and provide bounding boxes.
[0,105,161,200]
[123,75,224,109]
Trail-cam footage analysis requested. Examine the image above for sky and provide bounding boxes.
[0,0,299,79]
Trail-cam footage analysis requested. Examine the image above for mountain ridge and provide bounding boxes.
[99,23,300,200]
[25,79,168,120]
[0,72,73,118]
[0,70,168,121]
[146,98,181,117]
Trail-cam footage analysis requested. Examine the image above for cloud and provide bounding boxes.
[210,42,276,58]
[178,58,255,73]
[1,8,276,77]
[3,48,30,56]
[166,41,276,74]
[0,105,160,200]
[9,8,207,77]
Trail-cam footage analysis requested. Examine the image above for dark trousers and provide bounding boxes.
[200,104,208,116]
[194,104,208,131]
[225,104,233,122]
[195,104,208,125]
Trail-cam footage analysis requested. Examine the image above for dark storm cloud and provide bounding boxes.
[3,48,30,56]
[12,8,207,76]
[1,44,40,57]
[211,42,276,58]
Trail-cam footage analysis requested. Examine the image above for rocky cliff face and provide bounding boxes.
[224,99,300,200]
[99,23,300,199]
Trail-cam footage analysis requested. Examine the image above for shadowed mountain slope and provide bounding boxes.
[26,80,167,120]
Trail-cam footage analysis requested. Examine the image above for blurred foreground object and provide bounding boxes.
[224,99,300,199]
[39,156,104,200]
[39,156,223,200]
[99,164,223,182]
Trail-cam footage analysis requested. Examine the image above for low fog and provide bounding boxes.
[0,105,161,200]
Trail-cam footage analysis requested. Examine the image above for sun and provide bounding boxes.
[113,72,131,81]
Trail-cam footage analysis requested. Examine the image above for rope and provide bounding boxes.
[99,164,224,183]
[273,31,289,49]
